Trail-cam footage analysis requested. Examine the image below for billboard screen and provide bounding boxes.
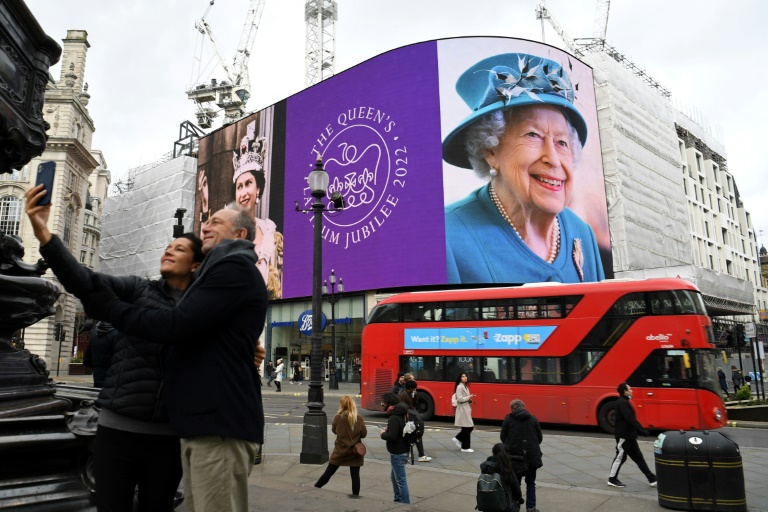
[195,37,612,300]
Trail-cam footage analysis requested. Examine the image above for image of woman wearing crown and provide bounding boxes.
[442,52,605,284]
[232,121,283,299]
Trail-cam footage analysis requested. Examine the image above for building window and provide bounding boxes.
[0,195,22,235]
[80,250,87,263]
[63,206,73,244]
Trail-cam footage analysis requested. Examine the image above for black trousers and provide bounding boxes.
[314,464,361,495]
[93,425,182,512]
[456,426,474,449]
[608,437,654,480]
[275,380,281,391]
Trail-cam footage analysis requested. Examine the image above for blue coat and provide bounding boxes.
[445,185,605,284]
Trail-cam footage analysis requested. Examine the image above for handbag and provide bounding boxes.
[347,422,366,456]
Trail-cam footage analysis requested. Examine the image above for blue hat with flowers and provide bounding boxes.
[442,53,588,169]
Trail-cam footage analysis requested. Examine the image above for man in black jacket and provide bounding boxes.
[500,399,543,512]
[83,205,268,512]
[607,383,657,488]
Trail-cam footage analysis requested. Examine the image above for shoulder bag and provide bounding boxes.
[348,422,366,456]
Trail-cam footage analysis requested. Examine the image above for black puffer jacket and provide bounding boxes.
[614,395,648,440]
[381,402,411,454]
[500,409,544,469]
[40,235,177,422]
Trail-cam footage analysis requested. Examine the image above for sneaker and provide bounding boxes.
[418,455,432,462]
[298,382,302,385]
[607,477,626,488]
[648,476,658,487]
[452,437,461,448]
[461,448,474,453]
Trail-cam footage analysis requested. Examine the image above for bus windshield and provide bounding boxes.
[695,350,718,395]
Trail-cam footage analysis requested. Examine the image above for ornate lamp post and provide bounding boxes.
[323,270,343,390]
[296,156,344,464]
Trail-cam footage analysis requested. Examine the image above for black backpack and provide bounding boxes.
[402,411,422,444]
[475,472,509,512]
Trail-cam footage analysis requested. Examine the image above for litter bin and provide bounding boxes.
[654,430,746,511]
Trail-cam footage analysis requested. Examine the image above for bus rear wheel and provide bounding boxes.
[598,401,616,435]
[415,391,434,420]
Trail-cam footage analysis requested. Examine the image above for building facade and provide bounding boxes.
[0,30,109,372]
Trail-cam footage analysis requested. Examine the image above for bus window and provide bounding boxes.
[627,350,693,388]
[481,301,513,320]
[610,292,647,317]
[402,302,443,322]
[517,299,543,319]
[402,356,442,381]
[519,357,563,384]
[444,302,479,321]
[368,303,400,323]
[482,357,513,383]
[444,356,481,382]
[566,350,605,383]
[694,350,718,395]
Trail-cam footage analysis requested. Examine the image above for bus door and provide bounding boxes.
[627,349,697,429]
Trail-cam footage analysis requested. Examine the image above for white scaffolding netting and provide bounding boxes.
[99,156,197,279]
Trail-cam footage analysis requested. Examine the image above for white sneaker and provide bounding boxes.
[298,382,302,385]
[418,456,432,462]
[452,437,461,448]
[461,448,474,453]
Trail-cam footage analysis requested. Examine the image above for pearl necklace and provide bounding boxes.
[489,183,561,264]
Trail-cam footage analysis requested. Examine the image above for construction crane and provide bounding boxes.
[305,0,338,86]
[187,0,267,128]
[535,2,581,56]
[592,0,611,41]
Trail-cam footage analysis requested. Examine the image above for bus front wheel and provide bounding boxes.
[415,391,434,420]
[597,401,616,435]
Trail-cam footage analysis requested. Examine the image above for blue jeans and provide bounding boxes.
[389,452,410,504]
[522,467,537,510]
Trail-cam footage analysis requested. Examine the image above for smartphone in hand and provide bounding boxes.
[34,161,56,206]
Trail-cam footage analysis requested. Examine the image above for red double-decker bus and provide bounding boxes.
[361,278,727,433]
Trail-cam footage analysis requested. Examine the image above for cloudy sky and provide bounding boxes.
[27,0,768,244]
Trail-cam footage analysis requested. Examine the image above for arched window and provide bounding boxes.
[0,195,22,235]
[63,205,74,244]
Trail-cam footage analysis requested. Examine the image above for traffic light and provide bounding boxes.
[735,324,745,344]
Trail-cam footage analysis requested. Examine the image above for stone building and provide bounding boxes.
[0,30,109,372]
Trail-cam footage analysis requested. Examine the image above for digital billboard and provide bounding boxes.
[195,37,613,300]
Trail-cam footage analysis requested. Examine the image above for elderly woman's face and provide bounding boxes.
[486,105,574,216]
[235,171,260,212]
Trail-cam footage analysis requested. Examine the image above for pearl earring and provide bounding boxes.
[489,167,498,177]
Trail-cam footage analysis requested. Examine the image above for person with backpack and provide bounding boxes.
[478,443,524,512]
[399,380,431,462]
[453,372,476,452]
[380,393,411,504]
[500,399,543,512]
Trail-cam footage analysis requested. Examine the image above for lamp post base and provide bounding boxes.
[299,408,329,464]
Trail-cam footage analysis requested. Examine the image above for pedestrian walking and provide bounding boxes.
[500,399,543,512]
[607,383,657,489]
[274,359,284,392]
[453,372,475,452]
[380,394,411,504]
[732,366,743,390]
[391,373,406,395]
[717,367,729,396]
[292,361,303,385]
[265,360,275,387]
[314,396,367,497]
[479,443,524,512]
[399,380,431,461]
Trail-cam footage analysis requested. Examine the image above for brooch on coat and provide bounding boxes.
[572,238,584,282]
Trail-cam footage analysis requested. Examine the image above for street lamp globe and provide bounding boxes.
[308,156,328,197]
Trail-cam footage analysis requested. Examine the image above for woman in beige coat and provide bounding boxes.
[453,373,476,452]
[314,395,367,497]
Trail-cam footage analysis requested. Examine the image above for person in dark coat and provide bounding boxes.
[380,395,411,504]
[27,184,204,512]
[607,383,657,489]
[399,380,431,462]
[480,443,524,512]
[732,366,743,390]
[314,395,368,497]
[83,321,117,388]
[81,205,268,512]
[717,367,729,396]
[391,373,406,395]
[265,360,275,387]
[500,399,543,512]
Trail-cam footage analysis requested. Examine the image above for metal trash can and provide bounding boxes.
[654,430,746,511]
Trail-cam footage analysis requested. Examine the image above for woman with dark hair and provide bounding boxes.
[453,373,476,452]
[391,373,406,395]
[480,443,524,511]
[399,380,431,462]
[314,396,367,497]
[26,184,204,512]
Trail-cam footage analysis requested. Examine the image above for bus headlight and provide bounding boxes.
[714,408,723,422]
